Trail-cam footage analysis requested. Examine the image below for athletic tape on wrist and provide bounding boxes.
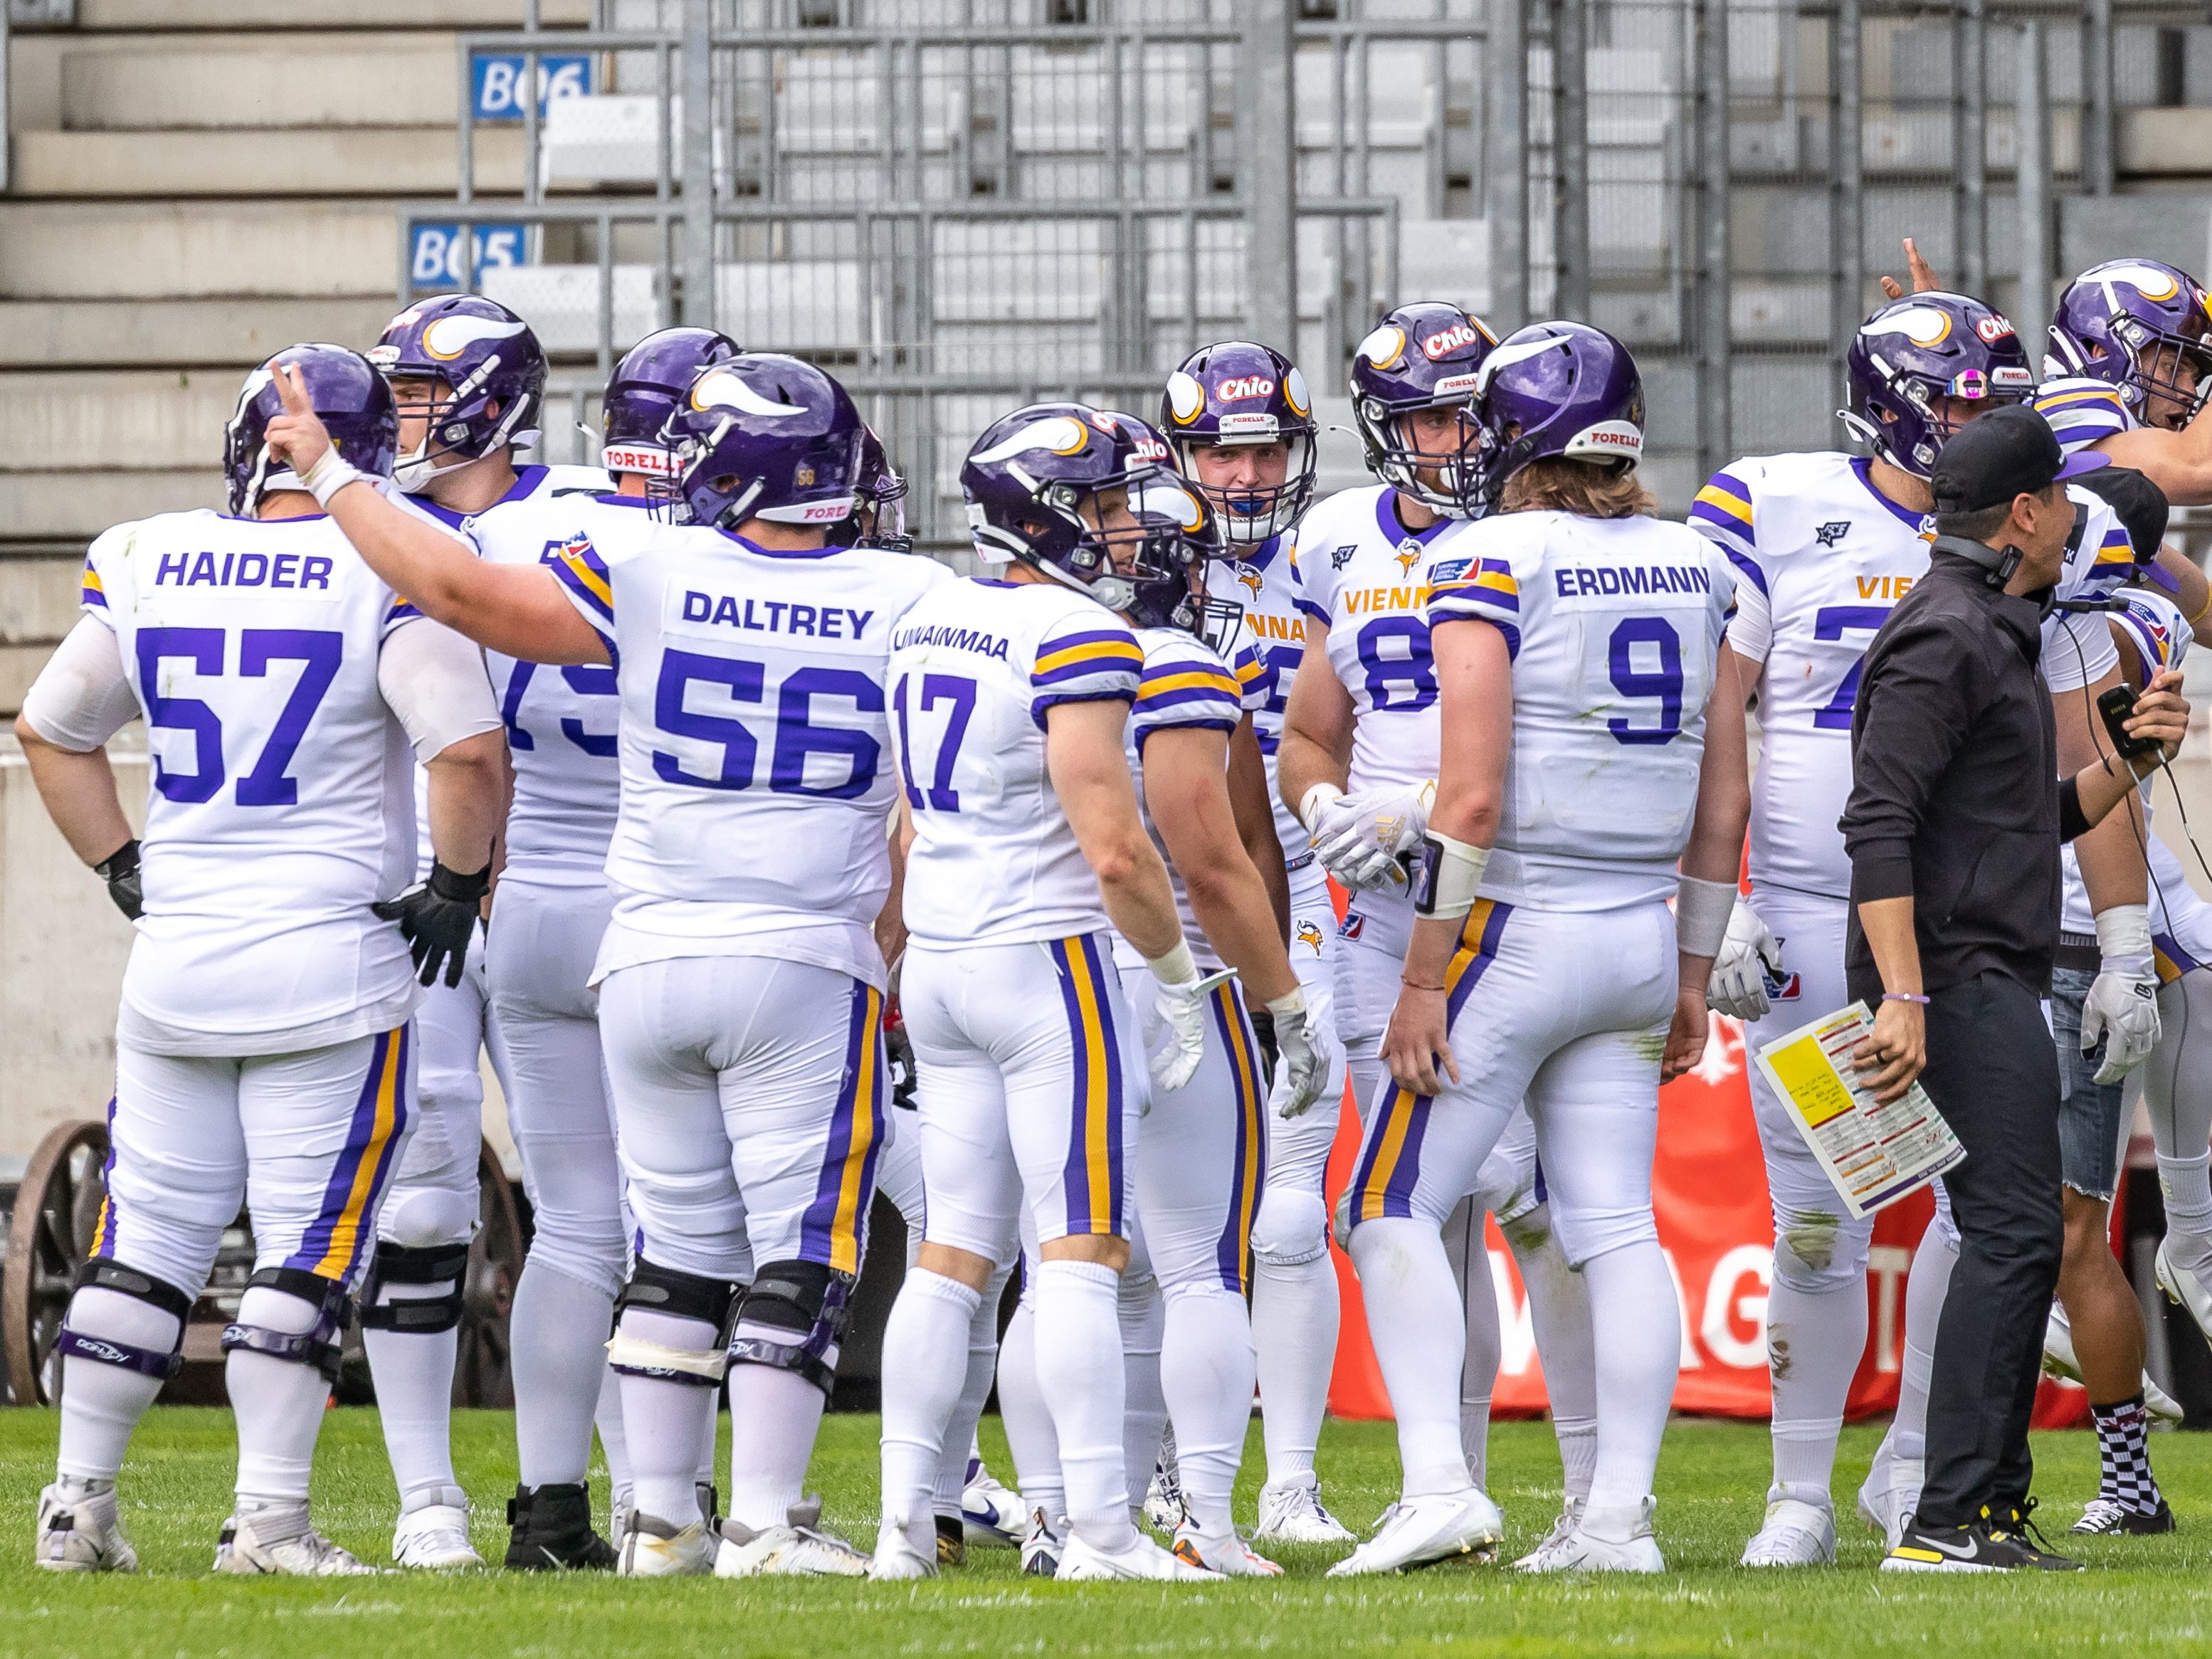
[1675,875,1738,959]
[1412,831,1490,920]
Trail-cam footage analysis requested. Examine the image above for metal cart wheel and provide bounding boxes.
[3,1120,111,1406]
[453,1138,524,1408]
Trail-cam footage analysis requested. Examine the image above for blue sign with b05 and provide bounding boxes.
[409,223,530,290]
[470,52,594,121]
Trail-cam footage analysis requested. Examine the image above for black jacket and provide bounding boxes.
[1840,548,2083,1000]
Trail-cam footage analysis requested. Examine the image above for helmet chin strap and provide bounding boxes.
[394,444,497,495]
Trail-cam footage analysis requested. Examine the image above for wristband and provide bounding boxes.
[1264,986,1309,1021]
[2094,902,2154,979]
[1145,939,1199,986]
[1881,991,1929,1006]
[1297,782,1344,836]
[1411,830,1490,920]
[1674,874,1737,958]
[299,446,364,507]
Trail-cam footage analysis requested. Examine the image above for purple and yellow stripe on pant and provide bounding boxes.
[88,1094,120,1260]
[2154,932,2203,987]
[1050,933,1127,1238]
[799,981,886,1275]
[288,1026,411,1283]
[1212,981,1267,1294]
[1350,899,1512,1226]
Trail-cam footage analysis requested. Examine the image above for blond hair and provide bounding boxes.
[1500,457,1657,519]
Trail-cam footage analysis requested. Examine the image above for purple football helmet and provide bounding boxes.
[370,294,547,490]
[1349,301,1499,517]
[962,403,1199,612]
[1160,340,1317,544]
[826,423,912,552]
[659,352,864,532]
[600,326,742,480]
[1460,322,1645,512]
[223,344,396,517]
[2046,258,2212,429]
[1843,291,2035,478]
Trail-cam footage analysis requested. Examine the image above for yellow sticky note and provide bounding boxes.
[1765,1034,1856,1128]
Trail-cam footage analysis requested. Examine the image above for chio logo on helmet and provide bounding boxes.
[1421,324,1485,359]
[1216,375,1275,402]
[1974,314,2016,343]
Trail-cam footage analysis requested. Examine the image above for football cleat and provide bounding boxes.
[1252,1475,1356,1546]
[1739,1491,1836,1567]
[505,1482,618,1571]
[392,1491,480,1570]
[1142,1459,1186,1534]
[1172,1523,1283,1576]
[615,1511,712,1577]
[2156,1236,2212,1348]
[1518,1498,1664,1574]
[1855,1441,1918,1551]
[714,1515,870,1578]
[1019,1508,1064,1578]
[35,1482,137,1574]
[868,1520,938,1581]
[1883,1511,2080,1573]
[934,1513,967,1567]
[1510,1499,1582,1571]
[214,1510,381,1576]
[2043,1304,2186,1423]
[1326,1488,1502,1577]
[959,1458,1026,1548]
[1057,1529,1221,1581]
[2071,1496,2176,1536]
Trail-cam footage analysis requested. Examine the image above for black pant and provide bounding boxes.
[1915,971,2065,1526]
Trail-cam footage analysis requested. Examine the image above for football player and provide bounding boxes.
[21,347,505,1574]
[1275,302,1599,1552]
[870,404,1223,1584]
[267,351,935,1579]
[467,325,740,1571]
[1167,341,1356,1540]
[348,294,611,1568]
[1334,322,1747,1576]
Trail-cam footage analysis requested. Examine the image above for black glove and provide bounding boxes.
[373,861,491,988]
[95,838,142,922]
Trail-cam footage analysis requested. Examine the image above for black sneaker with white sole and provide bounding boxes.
[2071,1496,2176,1536]
[1882,1507,2081,1573]
[504,1482,619,1571]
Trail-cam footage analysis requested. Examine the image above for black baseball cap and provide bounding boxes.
[1929,404,2106,514]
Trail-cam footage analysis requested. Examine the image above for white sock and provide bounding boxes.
[1455,1209,1501,1492]
[228,1286,334,1507]
[995,1295,1064,1527]
[933,1268,1010,1514]
[510,1263,615,1489]
[1892,1221,1959,1464]
[2160,1153,2212,1275]
[1033,1258,1135,1549]
[1117,1271,1167,1517]
[726,1364,824,1531]
[1251,1251,1336,1485]
[878,1269,981,1552]
[614,1307,719,1524]
[1766,1277,1868,1495]
[55,1285,179,1484]
[1579,1242,1679,1510]
[1507,1209,1598,1506]
[594,1366,634,1514]
[1161,1284,1255,1539]
[1347,1218,1471,1499]
[360,1271,460,1505]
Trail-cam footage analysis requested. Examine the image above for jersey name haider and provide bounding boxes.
[82,502,429,1052]
[1206,530,1310,863]
[890,578,1144,949]
[552,526,950,988]
[1692,451,2132,900]
[1426,510,1736,910]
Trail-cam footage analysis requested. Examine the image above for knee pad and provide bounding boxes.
[379,1186,477,1252]
[56,1260,194,1381]
[219,1268,352,1383]
[608,1258,739,1388]
[357,1240,472,1334]
[1249,1187,1329,1268]
[727,1259,855,1396]
[1549,1204,1659,1270]
[1770,1208,1872,1296]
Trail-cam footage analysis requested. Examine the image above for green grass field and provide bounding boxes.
[5,1411,2212,1654]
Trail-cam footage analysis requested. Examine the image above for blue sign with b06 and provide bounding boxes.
[470,52,594,121]
[409,223,531,290]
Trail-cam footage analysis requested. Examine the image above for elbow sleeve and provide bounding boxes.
[378,619,503,763]
[20,616,137,752]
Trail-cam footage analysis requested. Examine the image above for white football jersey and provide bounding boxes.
[890,577,1144,949]
[81,502,435,1054]
[551,525,950,988]
[1694,451,2132,900]
[1206,529,1312,863]
[1113,626,1267,974]
[1425,510,1736,910]
[2034,376,2135,459]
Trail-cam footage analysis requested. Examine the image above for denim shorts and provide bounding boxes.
[2049,964,2127,1201]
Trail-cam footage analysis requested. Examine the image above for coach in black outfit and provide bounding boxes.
[1839,405,2192,1573]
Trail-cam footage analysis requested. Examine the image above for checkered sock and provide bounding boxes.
[2092,1394,2161,1512]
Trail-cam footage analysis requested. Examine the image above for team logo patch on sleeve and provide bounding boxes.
[1813,521,1851,547]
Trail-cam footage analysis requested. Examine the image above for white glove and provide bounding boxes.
[1144,942,1213,1094]
[1303,780,1434,892]
[1705,898,1783,1020]
[1266,987,1343,1120]
[2082,905,2161,1085]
